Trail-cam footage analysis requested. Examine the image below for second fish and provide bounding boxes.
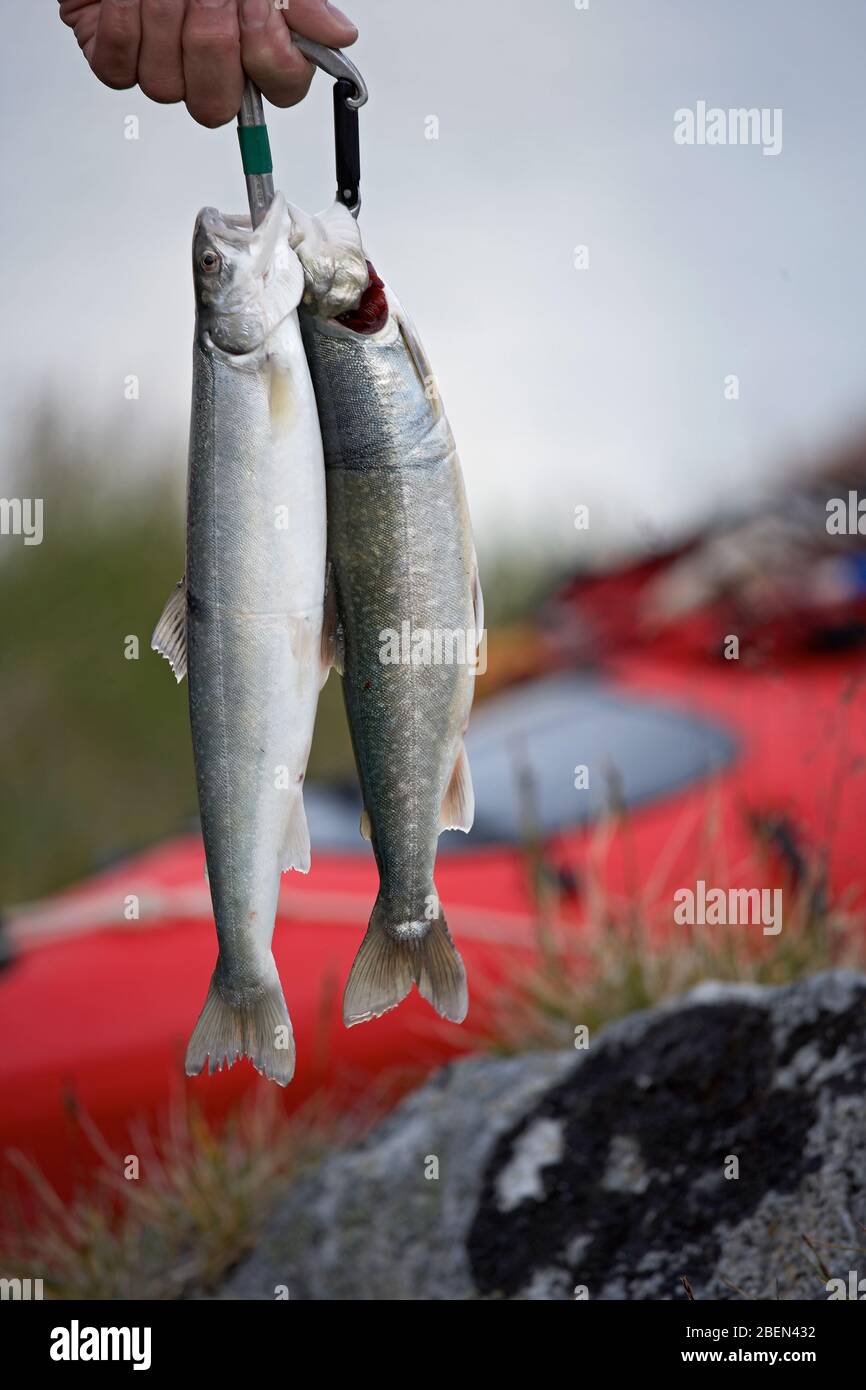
[292,201,484,1030]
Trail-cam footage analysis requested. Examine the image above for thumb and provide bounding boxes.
[279,0,358,48]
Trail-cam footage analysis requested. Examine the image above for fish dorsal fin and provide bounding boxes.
[151,579,187,683]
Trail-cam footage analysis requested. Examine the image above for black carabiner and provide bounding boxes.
[334,78,362,217]
[237,37,368,226]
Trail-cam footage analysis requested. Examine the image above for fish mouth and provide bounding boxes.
[196,196,287,262]
[197,207,257,247]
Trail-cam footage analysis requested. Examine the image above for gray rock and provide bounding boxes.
[219,971,866,1300]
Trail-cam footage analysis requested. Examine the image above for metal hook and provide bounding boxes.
[291,33,368,109]
[237,38,367,226]
[237,81,274,228]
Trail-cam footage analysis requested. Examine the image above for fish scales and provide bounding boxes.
[313,327,474,910]
[296,203,481,1028]
[153,194,326,1086]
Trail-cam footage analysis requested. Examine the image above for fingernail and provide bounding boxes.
[241,0,270,26]
[325,2,357,29]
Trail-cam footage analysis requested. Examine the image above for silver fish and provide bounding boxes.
[294,202,483,1028]
[152,194,327,1085]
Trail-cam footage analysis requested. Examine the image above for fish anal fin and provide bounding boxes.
[440,741,474,833]
[281,793,311,874]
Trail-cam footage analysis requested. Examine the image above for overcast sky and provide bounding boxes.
[3,1,866,556]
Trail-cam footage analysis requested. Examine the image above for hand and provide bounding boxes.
[58,0,358,128]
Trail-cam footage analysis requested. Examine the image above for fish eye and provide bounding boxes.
[200,250,221,274]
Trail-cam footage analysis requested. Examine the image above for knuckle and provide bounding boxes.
[144,0,185,17]
[183,29,238,62]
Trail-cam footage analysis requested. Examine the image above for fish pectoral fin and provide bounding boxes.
[320,564,345,677]
[281,793,311,875]
[359,808,372,841]
[440,740,475,833]
[151,578,187,683]
[392,294,440,412]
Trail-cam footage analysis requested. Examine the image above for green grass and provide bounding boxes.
[0,1092,349,1300]
[475,803,865,1055]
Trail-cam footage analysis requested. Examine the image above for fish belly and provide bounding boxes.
[187,336,325,988]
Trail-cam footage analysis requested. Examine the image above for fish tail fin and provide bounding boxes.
[343,900,468,1028]
[185,958,295,1086]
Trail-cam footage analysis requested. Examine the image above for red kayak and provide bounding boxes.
[3,635,866,1201]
